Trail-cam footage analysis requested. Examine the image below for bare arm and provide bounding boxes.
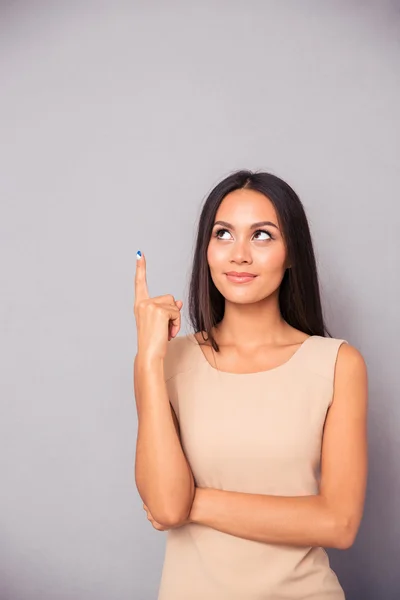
[134,353,195,528]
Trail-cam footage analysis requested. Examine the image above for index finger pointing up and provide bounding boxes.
[134,250,149,304]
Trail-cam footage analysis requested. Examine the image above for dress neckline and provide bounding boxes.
[188,332,316,377]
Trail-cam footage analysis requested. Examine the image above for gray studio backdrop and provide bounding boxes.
[1,1,399,599]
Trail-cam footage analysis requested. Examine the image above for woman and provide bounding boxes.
[133,170,368,599]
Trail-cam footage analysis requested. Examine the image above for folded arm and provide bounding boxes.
[186,343,368,549]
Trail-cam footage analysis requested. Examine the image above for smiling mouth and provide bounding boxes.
[225,274,257,283]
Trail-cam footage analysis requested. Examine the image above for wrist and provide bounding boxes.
[135,353,164,372]
[189,487,207,524]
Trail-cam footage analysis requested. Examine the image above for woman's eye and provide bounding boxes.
[214,228,230,239]
[253,229,272,240]
[214,228,272,240]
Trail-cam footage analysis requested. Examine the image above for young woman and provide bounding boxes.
[133,170,368,600]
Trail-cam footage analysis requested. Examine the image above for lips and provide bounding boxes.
[225,273,257,284]
[225,272,256,277]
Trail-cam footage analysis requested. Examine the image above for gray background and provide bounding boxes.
[1,1,399,598]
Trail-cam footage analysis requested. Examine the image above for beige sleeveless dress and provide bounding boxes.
[157,332,347,600]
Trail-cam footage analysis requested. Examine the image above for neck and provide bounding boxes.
[213,292,292,347]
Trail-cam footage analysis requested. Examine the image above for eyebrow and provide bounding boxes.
[213,220,280,231]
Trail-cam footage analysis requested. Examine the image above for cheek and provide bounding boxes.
[207,241,225,266]
[258,245,286,270]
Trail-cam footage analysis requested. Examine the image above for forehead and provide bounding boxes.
[215,189,276,222]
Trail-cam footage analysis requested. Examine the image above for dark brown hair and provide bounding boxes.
[187,169,332,351]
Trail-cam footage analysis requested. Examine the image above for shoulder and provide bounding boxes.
[163,333,199,381]
[304,335,367,384]
[324,341,368,442]
[325,338,368,411]
[336,340,366,365]
[303,335,346,379]
[307,336,368,411]
[334,341,368,389]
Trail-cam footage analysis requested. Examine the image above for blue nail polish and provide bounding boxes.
[136,250,142,259]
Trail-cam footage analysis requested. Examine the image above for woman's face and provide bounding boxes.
[207,188,290,304]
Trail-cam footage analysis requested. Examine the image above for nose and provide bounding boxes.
[230,238,252,264]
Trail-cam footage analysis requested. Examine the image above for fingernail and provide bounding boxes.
[136,250,142,260]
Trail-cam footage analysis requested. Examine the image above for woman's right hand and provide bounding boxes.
[134,251,183,361]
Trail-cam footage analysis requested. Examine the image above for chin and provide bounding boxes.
[220,290,262,304]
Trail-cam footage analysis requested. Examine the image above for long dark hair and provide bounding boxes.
[187,169,332,351]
